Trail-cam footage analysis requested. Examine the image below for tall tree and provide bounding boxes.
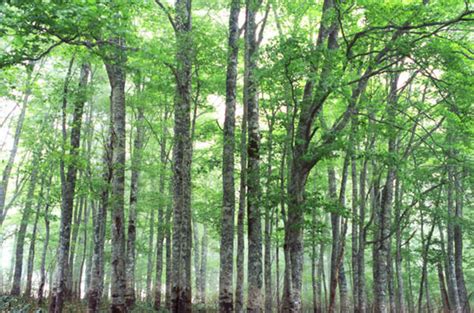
[125,83,146,308]
[0,62,34,227]
[219,0,240,311]
[169,0,194,311]
[51,61,90,312]
[245,0,263,311]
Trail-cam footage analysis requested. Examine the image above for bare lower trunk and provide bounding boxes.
[125,100,145,309]
[446,165,461,313]
[245,1,263,310]
[170,2,193,311]
[235,51,247,313]
[87,77,113,312]
[154,106,169,310]
[51,61,90,312]
[219,1,240,310]
[11,158,39,296]
[24,177,44,297]
[453,170,469,312]
[0,62,34,227]
[199,226,208,306]
[438,261,451,313]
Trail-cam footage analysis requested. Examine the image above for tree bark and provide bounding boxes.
[0,62,34,227]
[446,161,461,313]
[199,225,208,306]
[87,120,112,312]
[154,106,169,310]
[453,169,469,312]
[245,0,263,311]
[10,155,39,296]
[219,0,240,311]
[170,1,193,311]
[38,174,52,304]
[125,95,145,309]
[235,93,247,313]
[51,61,90,312]
[105,40,128,311]
[23,177,44,297]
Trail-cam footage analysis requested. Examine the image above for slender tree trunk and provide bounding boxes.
[51,61,90,312]
[154,105,169,309]
[146,206,154,302]
[170,1,193,311]
[453,170,469,312]
[87,84,113,313]
[0,62,34,227]
[199,225,208,307]
[351,137,359,313]
[219,1,240,310]
[165,196,172,310]
[394,180,405,313]
[38,175,52,304]
[77,201,91,300]
[438,261,451,313]
[105,36,128,312]
[373,73,399,313]
[245,0,263,310]
[23,177,44,297]
[264,113,275,313]
[10,156,39,296]
[193,220,201,301]
[446,165,461,313]
[67,195,85,297]
[125,98,145,309]
[235,62,247,313]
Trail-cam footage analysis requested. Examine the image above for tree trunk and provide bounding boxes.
[125,97,145,309]
[154,105,169,309]
[373,73,399,313]
[38,175,52,304]
[245,0,263,311]
[23,177,44,297]
[0,62,34,227]
[219,0,240,310]
[193,219,201,301]
[438,261,451,313]
[10,156,39,296]
[394,180,405,313]
[170,1,193,311]
[87,70,113,313]
[235,51,247,313]
[51,61,90,312]
[199,225,208,306]
[105,41,128,311]
[453,170,469,312]
[446,164,461,313]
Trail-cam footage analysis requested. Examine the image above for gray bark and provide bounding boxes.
[51,61,90,312]
[219,0,240,311]
[24,177,44,297]
[10,156,39,296]
[125,97,145,309]
[245,0,263,311]
[87,123,112,312]
[0,62,34,227]
[453,170,469,312]
[154,106,169,310]
[170,1,193,311]
[235,90,247,313]
[38,174,52,304]
[105,39,128,312]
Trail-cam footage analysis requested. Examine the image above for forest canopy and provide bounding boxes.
[0,0,473,312]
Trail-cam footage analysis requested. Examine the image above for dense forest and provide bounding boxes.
[0,0,473,312]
